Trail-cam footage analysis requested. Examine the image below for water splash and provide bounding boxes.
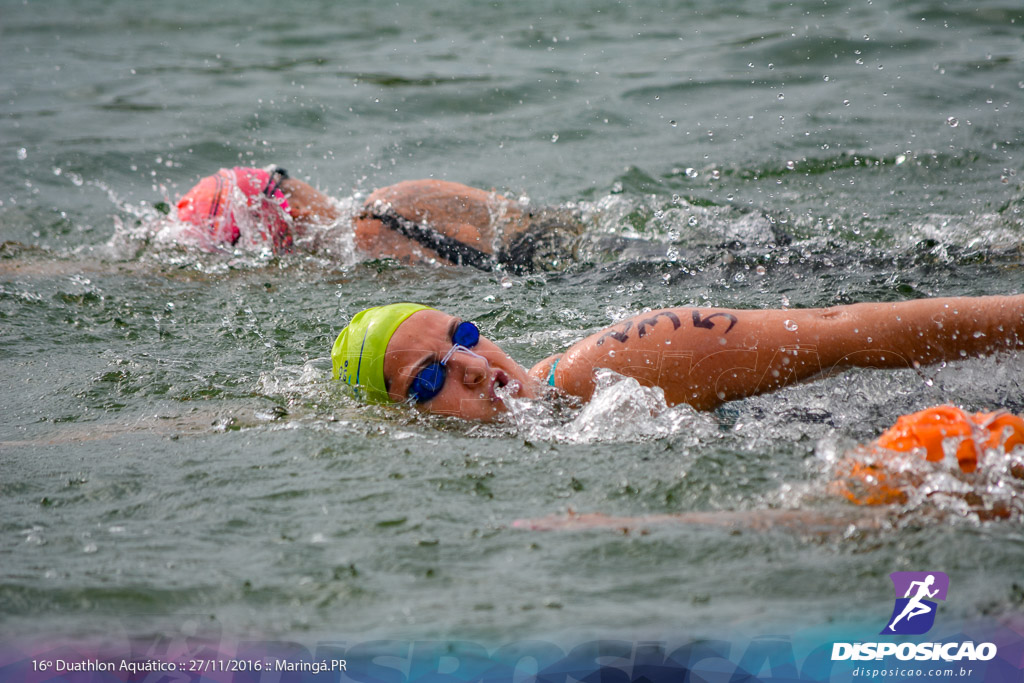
[289,196,361,265]
[576,191,780,250]
[500,368,716,444]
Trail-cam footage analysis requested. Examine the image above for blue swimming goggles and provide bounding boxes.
[408,320,481,403]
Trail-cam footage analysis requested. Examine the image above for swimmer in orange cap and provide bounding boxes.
[831,405,1024,507]
[173,169,582,271]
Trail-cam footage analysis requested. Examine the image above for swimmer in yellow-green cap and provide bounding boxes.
[332,303,537,420]
[332,303,432,404]
[331,295,1024,423]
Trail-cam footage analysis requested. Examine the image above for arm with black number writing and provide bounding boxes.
[543,296,1024,410]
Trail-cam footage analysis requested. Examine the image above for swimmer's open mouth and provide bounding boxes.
[490,370,512,406]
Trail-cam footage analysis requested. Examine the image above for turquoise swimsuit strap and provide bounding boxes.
[547,358,559,387]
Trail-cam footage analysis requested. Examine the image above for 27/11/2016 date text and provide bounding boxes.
[32,658,348,674]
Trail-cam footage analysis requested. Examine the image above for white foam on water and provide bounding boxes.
[499,368,718,445]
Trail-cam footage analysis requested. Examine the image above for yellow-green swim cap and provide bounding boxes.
[331,303,432,403]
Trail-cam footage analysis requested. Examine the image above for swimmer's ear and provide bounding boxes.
[153,201,171,215]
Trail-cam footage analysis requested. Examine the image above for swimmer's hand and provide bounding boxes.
[513,508,886,535]
[281,178,340,227]
[512,511,697,533]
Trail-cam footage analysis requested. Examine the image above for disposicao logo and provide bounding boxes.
[881,571,949,635]
[831,571,998,663]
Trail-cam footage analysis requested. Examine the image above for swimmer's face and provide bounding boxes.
[383,309,536,421]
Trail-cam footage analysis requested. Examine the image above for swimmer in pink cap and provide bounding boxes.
[174,168,583,271]
[175,166,342,253]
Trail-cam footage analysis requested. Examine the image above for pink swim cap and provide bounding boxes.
[176,167,292,252]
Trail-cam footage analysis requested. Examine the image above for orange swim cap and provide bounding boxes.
[176,167,292,252]
[832,405,1024,506]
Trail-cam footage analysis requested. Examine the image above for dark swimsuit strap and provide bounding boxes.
[364,209,498,272]
[262,166,293,253]
[263,166,289,198]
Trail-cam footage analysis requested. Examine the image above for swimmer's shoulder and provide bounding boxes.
[528,353,564,387]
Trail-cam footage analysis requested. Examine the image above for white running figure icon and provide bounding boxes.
[888,574,939,631]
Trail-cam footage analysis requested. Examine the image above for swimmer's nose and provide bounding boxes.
[453,348,489,387]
